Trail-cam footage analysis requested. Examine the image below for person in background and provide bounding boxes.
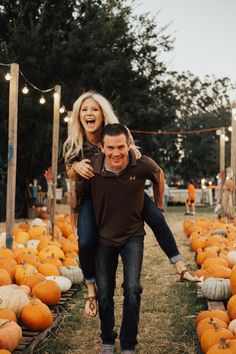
[63,91,200,319]
[29,178,42,207]
[221,167,234,220]
[164,180,170,210]
[185,180,196,215]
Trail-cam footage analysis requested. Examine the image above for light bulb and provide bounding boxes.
[39,96,46,104]
[5,72,11,81]
[22,85,29,94]
[228,126,233,132]
[224,136,229,142]
[64,116,69,123]
[59,106,65,113]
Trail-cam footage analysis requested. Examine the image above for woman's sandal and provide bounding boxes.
[85,296,97,318]
[177,269,201,283]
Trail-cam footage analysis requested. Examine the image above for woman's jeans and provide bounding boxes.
[77,193,181,282]
[95,236,144,350]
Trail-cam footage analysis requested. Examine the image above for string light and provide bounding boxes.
[59,106,65,113]
[64,116,69,123]
[39,96,46,104]
[5,72,11,81]
[22,85,29,94]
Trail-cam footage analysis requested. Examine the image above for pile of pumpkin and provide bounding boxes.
[183,217,236,352]
[0,215,83,352]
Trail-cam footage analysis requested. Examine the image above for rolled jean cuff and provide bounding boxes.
[169,254,182,264]
[85,278,96,285]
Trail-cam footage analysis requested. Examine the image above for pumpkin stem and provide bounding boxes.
[219,337,229,349]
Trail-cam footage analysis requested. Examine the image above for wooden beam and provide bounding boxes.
[6,63,19,248]
[50,85,61,236]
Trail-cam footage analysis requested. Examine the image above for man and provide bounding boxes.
[185,180,196,215]
[90,123,165,354]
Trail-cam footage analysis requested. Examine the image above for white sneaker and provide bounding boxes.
[99,344,114,354]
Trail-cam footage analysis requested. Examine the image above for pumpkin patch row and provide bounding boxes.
[0,214,83,352]
[183,217,236,352]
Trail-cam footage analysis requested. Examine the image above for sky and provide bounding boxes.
[132,0,236,88]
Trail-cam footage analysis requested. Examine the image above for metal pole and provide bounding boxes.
[6,63,19,248]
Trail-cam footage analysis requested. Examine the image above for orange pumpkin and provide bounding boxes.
[21,297,53,331]
[0,319,22,351]
[0,268,12,285]
[200,323,234,353]
[207,338,236,354]
[196,310,230,326]
[0,309,17,322]
[196,317,227,339]
[21,273,45,289]
[32,280,61,306]
[37,263,60,276]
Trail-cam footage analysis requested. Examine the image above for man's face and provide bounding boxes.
[102,134,130,171]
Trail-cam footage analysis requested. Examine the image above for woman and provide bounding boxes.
[63,91,199,317]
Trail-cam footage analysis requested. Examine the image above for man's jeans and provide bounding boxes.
[95,235,144,351]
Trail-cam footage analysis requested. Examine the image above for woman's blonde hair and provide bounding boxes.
[63,91,119,164]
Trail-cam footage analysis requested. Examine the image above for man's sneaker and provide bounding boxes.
[99,344,114,354]
[191,212,196,215]
[184,212,190,215]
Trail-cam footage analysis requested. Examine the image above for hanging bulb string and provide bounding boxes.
[0,63,10,67]
[19,70,55,93]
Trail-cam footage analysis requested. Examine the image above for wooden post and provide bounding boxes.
[6,63,19,248]
[219,127,225,203]
[50,85,61,236]
[231,104,236,205]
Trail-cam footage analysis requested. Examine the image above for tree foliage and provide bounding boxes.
[0,0,233,219]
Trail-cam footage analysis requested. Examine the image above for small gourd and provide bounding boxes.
[0,319,22,351]
[200,277,231,300]
[59,266,83,284]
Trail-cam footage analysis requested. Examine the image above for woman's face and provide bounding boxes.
[80,97,104,135]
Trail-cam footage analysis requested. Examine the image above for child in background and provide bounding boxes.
[185,180,196,215]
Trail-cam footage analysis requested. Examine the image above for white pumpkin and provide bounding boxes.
[46,276,72,292]
[227,251,236,266]
[0,284,30,316]
[59,266,83,284]
[211,229,227,237]
[228,319,236,334]
[26,239,40,249]
[30,218,46,227]
[200,277,231,300]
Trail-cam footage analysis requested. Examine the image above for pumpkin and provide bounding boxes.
[207,338,236,354]
[62,258,78,267]
[0,309,17,322]
[200,277,231,300]
[38,246,65,262]
[14,264,38,285]
[196,317,228,339]
[38,263,60,276]
[227,294,236,314]
[59,266,83,284]
[0,284,29,316]
[0,268,12,285]
[228,319,236,333]
[15,253,41,269]
[0,249,14,258]
[211,229,228,237]
[30,218,45,227]
[0,349,12,354]
[32,280,61,306]
[14,230,29,244]
[21,297,53,331]
[21,272,45,289]
[196,310,230,326]
[227,251,236,267]
[0,319,22,351]
[46,276,72,292]
[26,239,40,249]
[230,264,236,295]
[200,322,234,353]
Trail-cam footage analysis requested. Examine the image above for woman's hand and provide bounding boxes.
[72,159,94,179]
[131,145,141,160]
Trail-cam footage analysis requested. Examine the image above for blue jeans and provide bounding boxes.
[78,193,181,282]
[95,236,144,350]
[77,195,98,282]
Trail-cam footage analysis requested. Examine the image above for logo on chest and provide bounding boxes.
[129,176,136,181]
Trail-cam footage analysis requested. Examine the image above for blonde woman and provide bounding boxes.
[64,91,199,318]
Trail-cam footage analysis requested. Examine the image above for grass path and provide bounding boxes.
[36,211,208,354]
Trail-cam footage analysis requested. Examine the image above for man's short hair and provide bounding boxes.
[101,123,131,145]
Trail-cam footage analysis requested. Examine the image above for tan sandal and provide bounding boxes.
[85,296,97,317]
[177,270,201,283]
